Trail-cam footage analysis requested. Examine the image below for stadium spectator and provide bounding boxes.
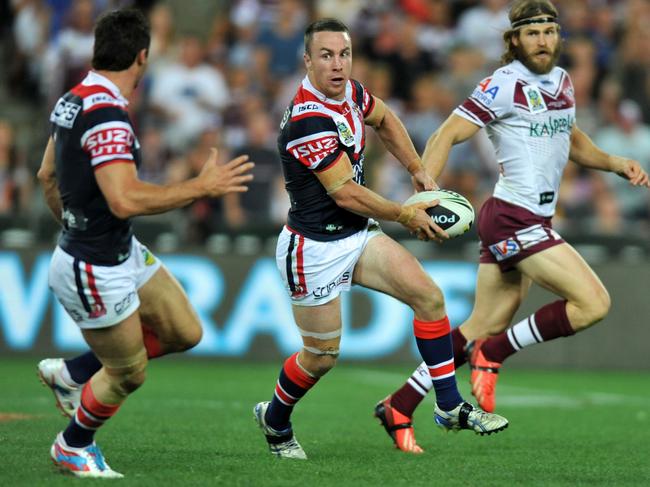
[455,0,510,66]
[36,9,253,478]
[376,0,650,453]
[595,99,650,230]
[253,18,508,460]
[0,120,33,215]
[149,33,229,152]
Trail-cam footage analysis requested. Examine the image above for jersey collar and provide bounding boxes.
[301,75,348,105]
[82,71,129,105]
[511,60,554,84]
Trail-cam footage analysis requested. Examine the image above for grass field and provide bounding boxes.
[1,357,649,486]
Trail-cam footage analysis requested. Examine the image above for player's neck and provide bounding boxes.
[93,69,136,98]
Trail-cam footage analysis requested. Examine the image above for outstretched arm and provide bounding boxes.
[366,97,434,191]
[94,149,254,219]
[36,137,63,225]
[422,113,481,181]
[569,125,650,187]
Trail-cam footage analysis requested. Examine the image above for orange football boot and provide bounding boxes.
[374,396,423,454]
[469,339,502,413]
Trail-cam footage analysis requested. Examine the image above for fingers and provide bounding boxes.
[413,199,439,210]
[225,154,251,168]
[230,161,255,176]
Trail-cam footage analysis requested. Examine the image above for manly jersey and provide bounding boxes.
[278,76,375,241]
[454,60,576,217]
[49,71,141,265]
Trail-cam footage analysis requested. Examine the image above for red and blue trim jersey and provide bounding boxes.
[278,76,375,241]
[49,71,141,265]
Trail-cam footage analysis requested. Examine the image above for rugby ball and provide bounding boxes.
[403,189,475,238]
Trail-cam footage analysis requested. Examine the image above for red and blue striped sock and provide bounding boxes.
[413,317,463,411]
[63,382,120,448]
[265,352,319,432]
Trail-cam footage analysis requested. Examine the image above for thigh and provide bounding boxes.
[515,242,605,303]
[292,297,342,352]
[137,265,201,339]
[461,263,530,339]
[352,234,434,303]
[82,309,146,367]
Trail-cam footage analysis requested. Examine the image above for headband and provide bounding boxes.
[511,16,558,29]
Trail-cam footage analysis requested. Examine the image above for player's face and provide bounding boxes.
[304,31,352,100]
[514,20,561,74]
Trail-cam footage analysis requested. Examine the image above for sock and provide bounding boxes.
[482,300,576,363]
[451,327,468,368]
[413,317,464,411]
[64,352,102,386]
[390,362,432,417]
[141,324,164,358]
[265,352,319,432]
[63,382,120,448]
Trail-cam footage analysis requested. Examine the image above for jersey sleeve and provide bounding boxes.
[79,107,136,170]
[454,71,513,127]
[284,108,342,172]
[350,79,376,118]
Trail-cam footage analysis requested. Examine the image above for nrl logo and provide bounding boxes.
[524,85,547,113]
[336,121,355,147]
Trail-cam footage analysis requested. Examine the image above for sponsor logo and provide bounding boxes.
[84,127,134,158]
[539,191,555,204]
[114,291,136,315]
[529,114,574,138]
[63,306,84,323]
[325,223,344,233]
[89,303,107,319]
[352,154,364,184]
[523,85,547,113]
[313,271,351,300]
[141,247,156,266]
[336,121,355,146]
[432,214,457,225]
[289,134,339,166]
[489,238,521,262]
[280,108,290,129]
[61,208,88,231]
[478,77,500,99]
[50,99,81,129]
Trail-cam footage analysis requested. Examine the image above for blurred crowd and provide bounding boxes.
[1,0,650,244]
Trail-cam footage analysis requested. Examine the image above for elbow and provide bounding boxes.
[329,184,357,210]
[36,167,54,185]
[107,199,138,220]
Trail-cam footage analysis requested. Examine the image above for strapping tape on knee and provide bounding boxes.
[298,328,342,340]
[103,348,148,376]
[303,345,340,356]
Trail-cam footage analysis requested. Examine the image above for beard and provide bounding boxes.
[516,40,562,74]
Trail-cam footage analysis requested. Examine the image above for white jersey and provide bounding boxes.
[454,60,576,217]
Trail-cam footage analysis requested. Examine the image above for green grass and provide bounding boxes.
[1,357,649,486]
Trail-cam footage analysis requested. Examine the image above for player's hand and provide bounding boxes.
[398,200,449,243]
[411,166,438,192]
[614,157,650,188]
[198,148,255,197]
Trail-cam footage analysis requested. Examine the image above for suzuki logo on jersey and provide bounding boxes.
[488,238,521,261]
[287,132,339,168]
[84,127,134,157]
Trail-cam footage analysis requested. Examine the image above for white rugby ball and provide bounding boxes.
[403,189,475,238]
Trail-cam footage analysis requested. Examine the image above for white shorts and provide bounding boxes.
[48,237,162,329]
[276,221,383,306]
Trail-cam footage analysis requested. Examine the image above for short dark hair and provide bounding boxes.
[92,9,151,71]
[304,18,350,55]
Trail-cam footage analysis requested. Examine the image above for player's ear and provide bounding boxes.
[304,51,312,71]
[136,48,148,66]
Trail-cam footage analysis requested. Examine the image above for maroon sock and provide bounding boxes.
[452,327,468,368]
[482,300,575,363]
[390,363,431,417]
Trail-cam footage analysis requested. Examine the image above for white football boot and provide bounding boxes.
[51,432,123,478]
[434,401,508,435]
[38,358,81,418]
[254,401,307,460]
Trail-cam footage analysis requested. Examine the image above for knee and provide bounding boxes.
[408,278,446,317]
[179,319,203,351]
[107,367,147,397]
[584,287,611,326]
[301,350,338,377]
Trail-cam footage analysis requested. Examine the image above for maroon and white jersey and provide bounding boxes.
[49,71,141,265]
[455,60,576,217]
[278,76,375,241]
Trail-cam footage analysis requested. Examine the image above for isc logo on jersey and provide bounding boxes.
[82,122,134,158]
[287,132,338,168]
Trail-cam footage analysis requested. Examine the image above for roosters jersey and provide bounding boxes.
[49,71,141,265]
[278,76,375,240]
[454,60,576,217]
